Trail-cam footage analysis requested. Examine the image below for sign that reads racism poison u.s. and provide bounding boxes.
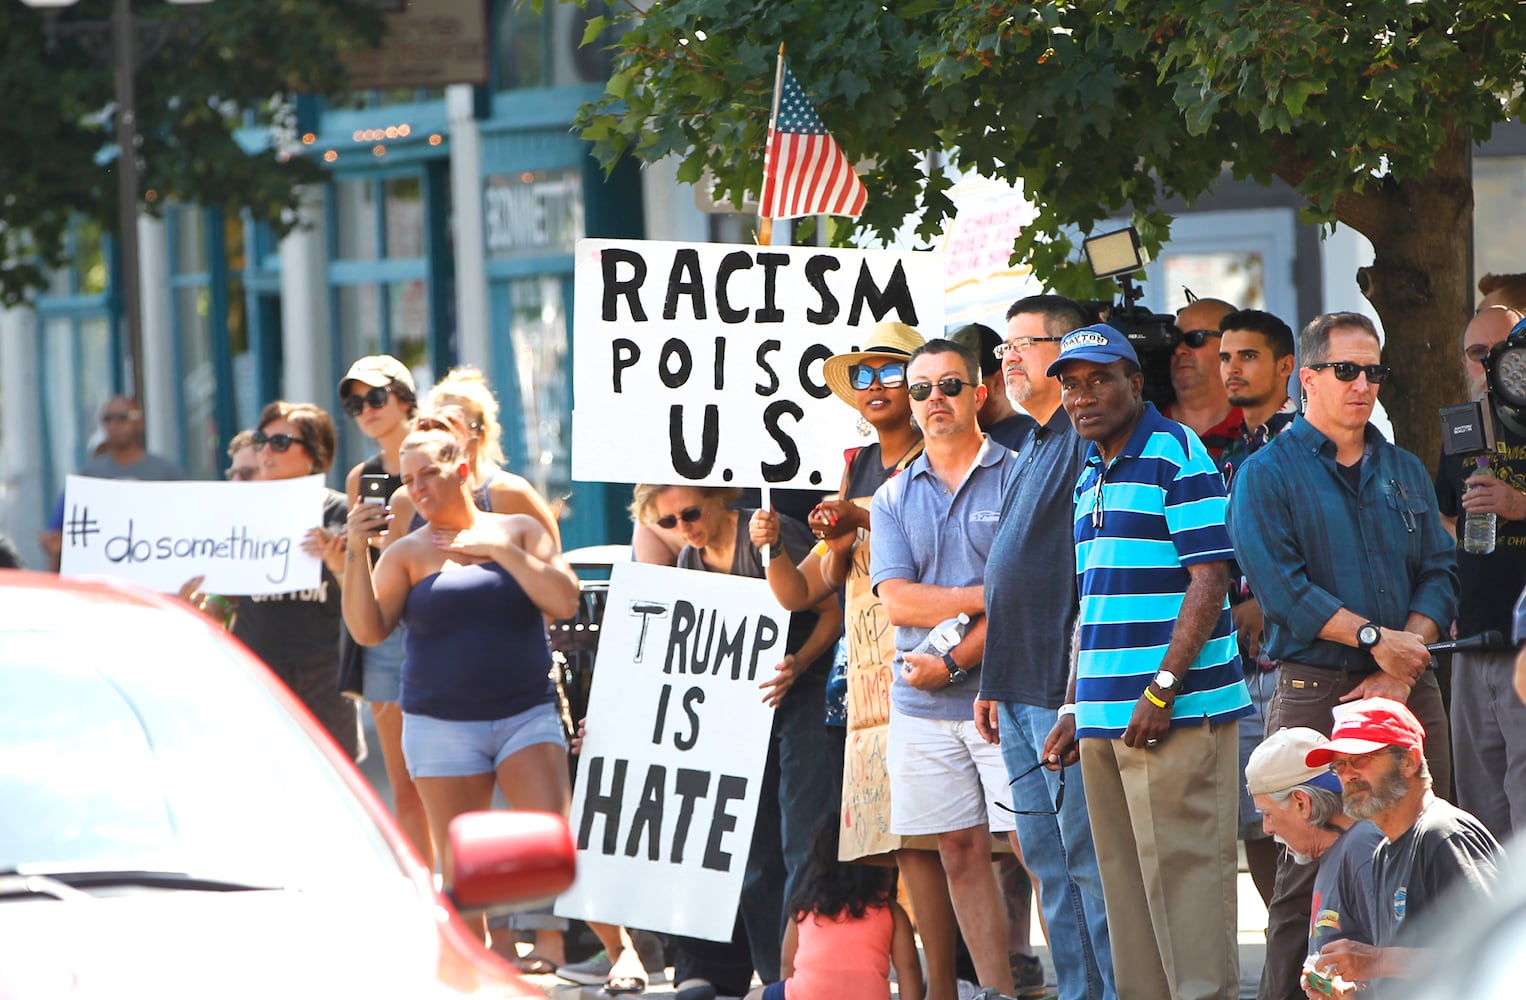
[571,239,944,489]
[554,562,788,940]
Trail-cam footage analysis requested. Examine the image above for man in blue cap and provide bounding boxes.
[1042,324,1252,1000]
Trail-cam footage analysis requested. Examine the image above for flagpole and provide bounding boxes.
[758,42,787,247]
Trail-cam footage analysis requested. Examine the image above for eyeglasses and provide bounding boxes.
[995,757,1067,817]
[849,362,907,390]
[993,337,1065,360]
[655,506,705,530]
[252,430,310,454]
[1463,344,1492,364]
[224,466,258,481]
[342,385,391,417]
[1306,361,1392,383]
[1326,748,1399,778]
[1176,329,1222,349]
[907,378,976,401]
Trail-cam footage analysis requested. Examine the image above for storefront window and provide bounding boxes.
[507,275,570,505]
[1159,251,1267,313]
[484,168,583,260]
[384,176,424,258]
[335,179,380,260]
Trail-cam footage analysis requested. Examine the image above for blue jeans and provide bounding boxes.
[998,701,1115,1000]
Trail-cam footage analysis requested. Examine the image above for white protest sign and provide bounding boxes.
[59,475,328,596]
[570,238,944,488]
[555,562,787,940]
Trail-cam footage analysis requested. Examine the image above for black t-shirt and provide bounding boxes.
[233,489,347,674]
[1435,422,1526,635]
[1370,797,1501,948]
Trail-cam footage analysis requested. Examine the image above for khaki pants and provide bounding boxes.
[1081,719,1241,1000]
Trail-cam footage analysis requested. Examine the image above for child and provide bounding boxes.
[747,816,924,1000]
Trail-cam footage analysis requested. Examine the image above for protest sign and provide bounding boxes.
[58,475,328,596]
[570,238,944,489]
[555,562,787,940]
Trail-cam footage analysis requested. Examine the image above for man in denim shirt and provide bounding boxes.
[1226,311,1456,1000]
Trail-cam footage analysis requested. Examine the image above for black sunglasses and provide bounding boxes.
[995,758,1067,817]
[253,430,309,454]
[1176,328,1222,349]
[1306,361,1392,384]
[655,506,704,530]
[342,385,392,417]
[907,378,976,401]
[849,361,907,390]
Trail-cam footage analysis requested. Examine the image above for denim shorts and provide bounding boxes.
[402,700,567,779]
[361,627,405,703]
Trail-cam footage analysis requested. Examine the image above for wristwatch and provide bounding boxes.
[943,652,968,685]
[1356,622,1382,651]
[1151,670,1178,693]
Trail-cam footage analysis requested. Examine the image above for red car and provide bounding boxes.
[0,571,574,997]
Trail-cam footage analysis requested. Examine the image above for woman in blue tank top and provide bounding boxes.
[341,426,580,939]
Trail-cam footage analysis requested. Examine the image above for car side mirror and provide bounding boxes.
[445,810,576,918]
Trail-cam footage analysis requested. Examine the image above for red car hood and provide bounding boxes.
[0,881,536,998]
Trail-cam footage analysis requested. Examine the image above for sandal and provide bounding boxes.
[512,953,559,976]
[604,946,649,995]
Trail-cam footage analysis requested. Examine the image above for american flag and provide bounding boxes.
[759,59,867,220]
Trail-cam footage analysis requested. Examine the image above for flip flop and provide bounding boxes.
[512,953,559,976]
[605,946,649,995]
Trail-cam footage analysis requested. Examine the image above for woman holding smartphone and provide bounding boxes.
[336,355,430,865]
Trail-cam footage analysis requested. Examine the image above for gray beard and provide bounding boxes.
[1344,768,1409,820]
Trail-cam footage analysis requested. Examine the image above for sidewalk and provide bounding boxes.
[519,871,1270,1000]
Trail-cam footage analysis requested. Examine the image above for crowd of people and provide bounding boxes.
[30,267,1526,1000]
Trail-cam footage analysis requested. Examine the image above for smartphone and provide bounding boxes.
[360,473,391,505]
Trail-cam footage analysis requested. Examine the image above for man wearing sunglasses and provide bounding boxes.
[1045,323,1251,1000]
[870,338,1025,1000]
[1166,297,1242,461]
[1227,312,1456,1000]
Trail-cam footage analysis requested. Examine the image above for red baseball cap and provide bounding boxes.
[1304,697,1426,767]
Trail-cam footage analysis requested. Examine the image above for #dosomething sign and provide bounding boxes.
[59,475,329,596]
[571,238,944,489]
[555,562,787,940]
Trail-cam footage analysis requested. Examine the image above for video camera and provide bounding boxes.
[1080,227,1182,408]
[1439,315,1526,458]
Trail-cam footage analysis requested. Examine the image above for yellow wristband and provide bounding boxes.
[1143,687,1169,710]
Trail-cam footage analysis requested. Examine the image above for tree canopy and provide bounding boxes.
[1,0,382,305]
[576,0,1526,457]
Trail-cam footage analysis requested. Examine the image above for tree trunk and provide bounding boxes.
[1333,129,1471,473]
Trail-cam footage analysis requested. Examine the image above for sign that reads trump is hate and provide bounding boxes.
[555,562,788,940]
[571,239,943,489]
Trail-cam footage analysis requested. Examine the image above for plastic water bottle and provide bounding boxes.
[914,612,970,656]
[1463,456,1497,555]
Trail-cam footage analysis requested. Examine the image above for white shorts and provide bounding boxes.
[888,711,1015,835]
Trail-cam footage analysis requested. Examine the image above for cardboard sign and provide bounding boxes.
[58,475,328,596]
[555,562,788,940]
[570,239,944,489]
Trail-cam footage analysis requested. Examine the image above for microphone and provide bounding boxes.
[1426,631,1508,655]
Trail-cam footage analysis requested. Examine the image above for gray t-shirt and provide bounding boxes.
[1371,796,1501,947]
[78,451,185,481]
[981,406,1089,707]
[1309,819,1385,956]
[870,436,1016,721]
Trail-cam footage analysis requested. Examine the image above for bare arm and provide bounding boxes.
[437,514,580,621]
[889,901,925,1000]
[1122,560,1230,749]
[760,592,842,708]
[878,578,985,628]
[750,509,837,610]
[487,473,562,549]
[779,916,799,981]
[341,500,414,645]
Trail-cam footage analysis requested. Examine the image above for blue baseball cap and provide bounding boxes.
[1045,323,1141,377]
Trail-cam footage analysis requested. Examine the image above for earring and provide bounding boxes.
[856,415,872,437]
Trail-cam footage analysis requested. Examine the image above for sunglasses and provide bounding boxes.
[655,506,705,530]
[1463,344,1491,364]
[848,361,907,390]
[1176,328,1222,349]
[1306,361,1392,384]
[993,336,1064,360]
[252,430,309,454]
[342,385,392,417]
[907,378,976,402]
[995,757,1067,817]
[224,466,258,481]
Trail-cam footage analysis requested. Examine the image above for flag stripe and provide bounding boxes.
[759,61,866,220]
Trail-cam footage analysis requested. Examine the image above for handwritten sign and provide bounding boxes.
[59,475,328,596]
[555,562,787,940]
[570,239,944,489]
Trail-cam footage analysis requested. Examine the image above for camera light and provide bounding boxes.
[1083,227,1149,281]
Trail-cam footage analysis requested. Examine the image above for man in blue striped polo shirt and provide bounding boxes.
[1043,323,1252,1000]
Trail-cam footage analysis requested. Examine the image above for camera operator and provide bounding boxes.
[1434,305,1526,842]
[1165,298,1242,461]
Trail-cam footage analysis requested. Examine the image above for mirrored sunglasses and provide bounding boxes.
[848,361,907,390]
[907,378,976,401]
[342,385,391,417]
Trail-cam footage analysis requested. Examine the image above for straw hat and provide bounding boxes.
[822,321,925,407]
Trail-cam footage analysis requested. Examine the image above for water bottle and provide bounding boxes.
[914,612,970,657]
[1463,456,1497,555]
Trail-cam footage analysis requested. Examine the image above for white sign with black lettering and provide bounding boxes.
[554,562,787,940]
[59,475,327,596]
[570,238,944,488]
